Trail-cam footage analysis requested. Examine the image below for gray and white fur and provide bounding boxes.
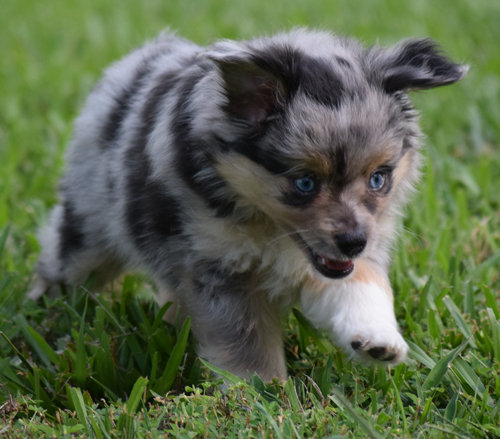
[31,29,467,381]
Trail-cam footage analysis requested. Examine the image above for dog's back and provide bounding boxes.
[32,34,200,292]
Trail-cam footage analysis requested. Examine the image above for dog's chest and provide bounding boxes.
[187,214,310,297]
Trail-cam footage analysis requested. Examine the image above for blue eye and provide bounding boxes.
[369,172,385,190]
[294,176,316,193]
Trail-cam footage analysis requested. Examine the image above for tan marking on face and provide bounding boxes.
[215,153,286,210]
[391,151,412,186]
[349,146,414,217]
[302,153,332,179]
[350,259,393,302]
[361,147,399,177]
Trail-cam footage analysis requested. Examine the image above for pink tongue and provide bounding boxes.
[323,257,352,271]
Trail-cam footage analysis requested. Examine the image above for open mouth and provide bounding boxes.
[313,253,354,279]
[296,234,354,279]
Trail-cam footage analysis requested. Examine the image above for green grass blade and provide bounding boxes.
[94,331,117,393]
[419,396,434,425]
[391,376,408,431]
[26,326,59,365]
[444,392,458,422]
[126,334,147,373]
[199,358,243,386]
[147,352,159,397]
[329,387,384,439]
[94,295,126,335]
[417,275,433,321]
[253,401,284,439]
[90,377,119,402]
[316,355,332,397]
[91,408,113,439]
[125,376,149,414]
[0,226,9,261]
[30,366,56,414]
[407,341,436,369]
[151,301,172,332]
[0,358,30,393]
[13,315,56,371]
[0,331,34,374]
[34,425,55,436]
[69,386,92,437]
[284,377,303,412]
[0,274,16,311]
[75,296,89,386]
[117,413,135,439]
[466,247,500,281]
[486,308,500,364]
[55,298,82,321]
[423,338,469,390]
[428,309,440,341]
[484,287,500,320]
[89,416,104,439]
[152,317,191,395]
[442,295,477,348]
[452,357,493,404]
[293,308,335,354]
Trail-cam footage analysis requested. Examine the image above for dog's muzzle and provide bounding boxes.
[295,233,358,279]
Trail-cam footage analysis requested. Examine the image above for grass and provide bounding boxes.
[1,0,499,437]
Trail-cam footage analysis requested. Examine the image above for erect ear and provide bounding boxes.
[205,47,286,125]
[372,39,468,93]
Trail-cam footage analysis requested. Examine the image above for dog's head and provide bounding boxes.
[199,30,467,279]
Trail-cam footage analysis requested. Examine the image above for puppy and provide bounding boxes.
[30,29,467,381]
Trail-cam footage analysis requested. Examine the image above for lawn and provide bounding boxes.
[1,0,499,437]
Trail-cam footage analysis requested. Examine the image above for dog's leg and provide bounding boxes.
[301,260,408,364]
[156,284,189,329]
[175,275,287,382]
[29,203,124,300]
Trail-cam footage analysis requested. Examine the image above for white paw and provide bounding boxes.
[301,278,409,366]
[346,326,408,364]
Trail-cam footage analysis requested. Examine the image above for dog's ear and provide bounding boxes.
[205,47,286,125]
[373,39,468,93]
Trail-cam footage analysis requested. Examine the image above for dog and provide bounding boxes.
[30,29,467,381]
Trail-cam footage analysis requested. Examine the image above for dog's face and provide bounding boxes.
[204,32,467,279]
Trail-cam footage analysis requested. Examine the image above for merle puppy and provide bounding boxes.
[31,29,467,381]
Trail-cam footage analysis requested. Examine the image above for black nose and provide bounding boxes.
[335,231,367,258]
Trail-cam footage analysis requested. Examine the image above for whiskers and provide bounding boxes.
[262,229,325,259]
[395,224,425,246]
[263,229,310,251]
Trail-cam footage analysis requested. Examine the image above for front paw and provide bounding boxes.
[347,328,408,364]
